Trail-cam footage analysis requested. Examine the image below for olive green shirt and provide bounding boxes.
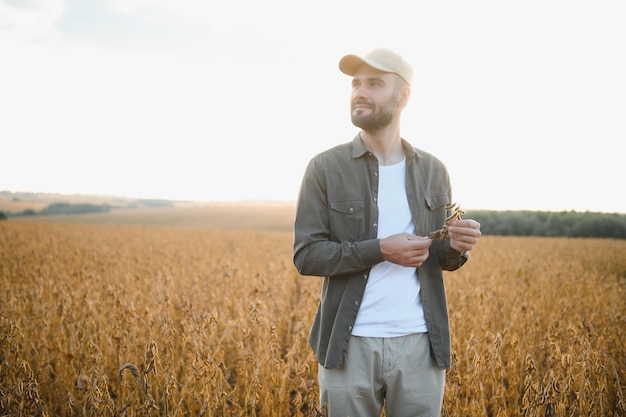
[293,135,468,369]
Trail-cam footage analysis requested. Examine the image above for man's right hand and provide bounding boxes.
[380,233,432,267]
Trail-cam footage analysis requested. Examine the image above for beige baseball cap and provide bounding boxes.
[339,48,413,86]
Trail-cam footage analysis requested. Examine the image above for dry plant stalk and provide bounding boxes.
[429,202,466,240]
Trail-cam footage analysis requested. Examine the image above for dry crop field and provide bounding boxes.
[1,213,625,416]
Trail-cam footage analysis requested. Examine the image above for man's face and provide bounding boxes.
[350,66,401,131]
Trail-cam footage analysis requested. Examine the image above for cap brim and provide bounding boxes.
[339,54,396,77]
[339,54,365,76]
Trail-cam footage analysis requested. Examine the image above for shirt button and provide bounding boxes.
[373,197,377,202]
[373,223,378,228]
[349,207,354,213]
[363,274,368,279]
[354,300,360,306]
[348,325,353,331]
[373,172,378,177]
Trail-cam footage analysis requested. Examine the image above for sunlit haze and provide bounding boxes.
[1,1,625,213]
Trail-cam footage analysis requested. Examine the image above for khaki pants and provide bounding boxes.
[318,333,445,417]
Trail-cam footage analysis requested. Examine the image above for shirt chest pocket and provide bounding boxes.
[425,195,449,211]
[425,194,450,229]
[329,199,365,241]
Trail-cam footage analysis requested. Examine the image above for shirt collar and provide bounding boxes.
[351,133,422,161]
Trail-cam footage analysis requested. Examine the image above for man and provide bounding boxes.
[292,48,481,417]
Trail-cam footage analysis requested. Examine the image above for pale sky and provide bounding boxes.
[1,0,625,213]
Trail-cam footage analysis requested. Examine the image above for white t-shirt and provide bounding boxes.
[351,158,428,337]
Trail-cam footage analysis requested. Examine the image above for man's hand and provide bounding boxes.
[380,233,432,267]
[447,219,481,252]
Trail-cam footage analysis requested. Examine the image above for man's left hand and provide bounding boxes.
[447,219,481,252]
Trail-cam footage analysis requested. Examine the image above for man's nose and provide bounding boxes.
[352,85,367,98]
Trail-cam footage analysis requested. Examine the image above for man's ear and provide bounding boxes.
[398,86,411,108]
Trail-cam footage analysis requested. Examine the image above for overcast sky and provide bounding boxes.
[1,0,625,212]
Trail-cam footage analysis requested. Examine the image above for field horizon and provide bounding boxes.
[1,190,297,231]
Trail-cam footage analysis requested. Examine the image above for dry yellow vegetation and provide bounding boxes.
[1,220,625,416]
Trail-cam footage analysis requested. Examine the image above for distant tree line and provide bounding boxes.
[6,202,112,217]
[466,210,626,239]
[1,199,174,219]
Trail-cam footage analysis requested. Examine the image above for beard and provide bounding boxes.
[351,96,397,131]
